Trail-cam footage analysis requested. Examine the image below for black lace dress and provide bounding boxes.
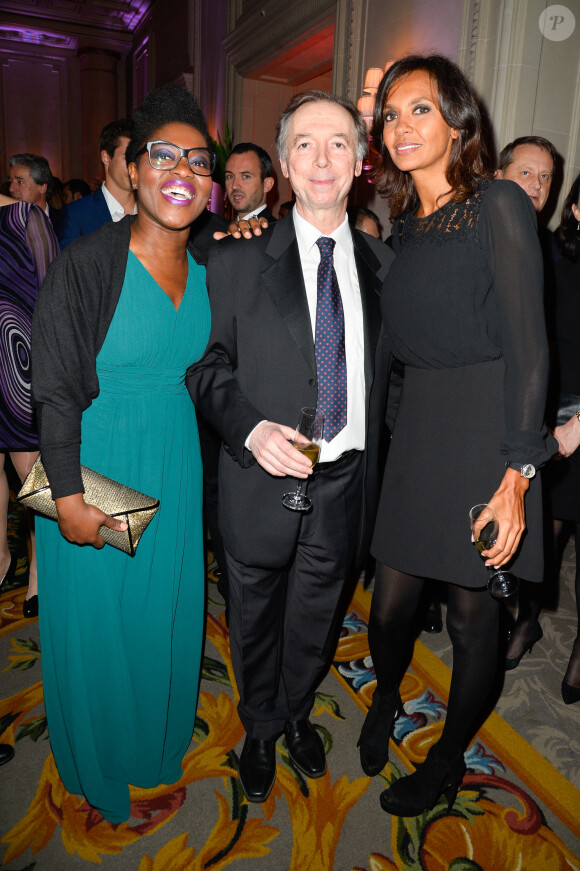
[372,179,556,587]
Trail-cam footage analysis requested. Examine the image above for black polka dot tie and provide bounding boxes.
[315,236,347,440]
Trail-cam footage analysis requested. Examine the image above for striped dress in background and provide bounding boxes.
[0,201,59,450]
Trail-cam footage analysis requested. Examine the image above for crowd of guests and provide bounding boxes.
[0,54,579,826]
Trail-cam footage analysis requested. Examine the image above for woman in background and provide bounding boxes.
[0,195,59,618]
[358,55,555,817]
[32,84,214,822]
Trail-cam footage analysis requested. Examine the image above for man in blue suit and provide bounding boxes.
[58,120,136,248]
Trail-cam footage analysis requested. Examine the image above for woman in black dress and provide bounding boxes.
[358,55,556,816]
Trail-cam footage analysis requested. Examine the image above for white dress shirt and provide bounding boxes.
[101,182,137,221]
[293,207,365,462]
[238,203,268,221]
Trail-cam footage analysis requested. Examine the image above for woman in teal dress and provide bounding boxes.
[31,84,216,823]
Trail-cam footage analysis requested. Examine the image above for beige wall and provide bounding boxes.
[472,0,580,225]
[354,0,580,229]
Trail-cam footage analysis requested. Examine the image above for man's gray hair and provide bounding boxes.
[276,90,368,163]
[9,153,54,196]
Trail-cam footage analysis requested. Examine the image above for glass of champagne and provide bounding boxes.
[469,503,519,598]
[282,407,324,512]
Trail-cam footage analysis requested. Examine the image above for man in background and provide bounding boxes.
[62,179,91,204]
[9,153,53,217]
[496,135,556,216]
[225,143,276,223]
[348,206,382,240]
[58,119,135,248]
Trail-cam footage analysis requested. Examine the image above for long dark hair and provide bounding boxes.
[370,55,493,219]
[555,173,580,262]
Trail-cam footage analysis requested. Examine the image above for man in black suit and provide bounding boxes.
[188,90,393,802]
[225,142,277,224]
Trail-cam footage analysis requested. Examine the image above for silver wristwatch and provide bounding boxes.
[518,463,536,479]
[506,461,536,478]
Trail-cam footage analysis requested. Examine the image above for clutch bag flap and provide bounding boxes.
[17,456,159,557]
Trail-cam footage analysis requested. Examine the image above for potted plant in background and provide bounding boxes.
[209,124,233,219]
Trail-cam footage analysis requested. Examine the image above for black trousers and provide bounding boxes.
[225,450,364,739]
[197,411,229,599]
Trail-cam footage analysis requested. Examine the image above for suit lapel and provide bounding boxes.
[262,216,316,373]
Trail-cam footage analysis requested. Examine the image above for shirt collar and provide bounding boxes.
[101,182,137,216]
[292,206,352,257]
[237,203,267,221]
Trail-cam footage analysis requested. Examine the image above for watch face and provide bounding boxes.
[522,464,536,479]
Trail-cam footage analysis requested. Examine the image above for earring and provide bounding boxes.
[577,221,580,231]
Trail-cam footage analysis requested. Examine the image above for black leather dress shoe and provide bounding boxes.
[0,743,15,766]
[23,595,38,619]
[284,719,326,778]
[238,737,276,802]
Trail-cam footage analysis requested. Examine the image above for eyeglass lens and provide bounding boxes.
[149,142,214,175]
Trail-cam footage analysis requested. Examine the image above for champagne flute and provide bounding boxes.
[469,503,519,598]
[282,407,324,511]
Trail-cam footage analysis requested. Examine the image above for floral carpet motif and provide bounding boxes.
[1,498,579,870]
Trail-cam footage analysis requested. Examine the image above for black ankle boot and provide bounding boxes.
[357,687,402,777]
[379,745,466,817]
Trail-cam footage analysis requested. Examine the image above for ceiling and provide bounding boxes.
[0,0,151,32]
[250,24,334,85]
[0,0,151,52]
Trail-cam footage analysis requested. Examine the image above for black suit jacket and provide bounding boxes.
[187,212,394,568]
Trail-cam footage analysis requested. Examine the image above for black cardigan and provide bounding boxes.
[31,215,209,498]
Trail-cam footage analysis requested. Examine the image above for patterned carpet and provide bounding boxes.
[1,493,580,870]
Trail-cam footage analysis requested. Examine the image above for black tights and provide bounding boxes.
[368,563,500,757]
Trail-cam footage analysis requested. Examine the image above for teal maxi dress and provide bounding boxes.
[37,251,210,823]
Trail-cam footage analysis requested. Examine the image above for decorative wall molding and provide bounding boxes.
[223,0,335,76]
[0,0,150,33]
[0,25,73,48]
[457,0,482,79]
[333,0,366,100]
[563,52,580,187]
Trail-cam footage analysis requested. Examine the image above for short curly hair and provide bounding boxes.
[125,83,211,166]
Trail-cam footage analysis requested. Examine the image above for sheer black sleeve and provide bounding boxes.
[479,180,558,468]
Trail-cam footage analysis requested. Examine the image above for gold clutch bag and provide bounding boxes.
[18,456,160,557]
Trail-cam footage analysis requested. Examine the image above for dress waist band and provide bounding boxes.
[97,366,186,395]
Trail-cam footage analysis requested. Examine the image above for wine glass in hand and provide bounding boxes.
[282,407,324,511]
[469,503,519,598]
